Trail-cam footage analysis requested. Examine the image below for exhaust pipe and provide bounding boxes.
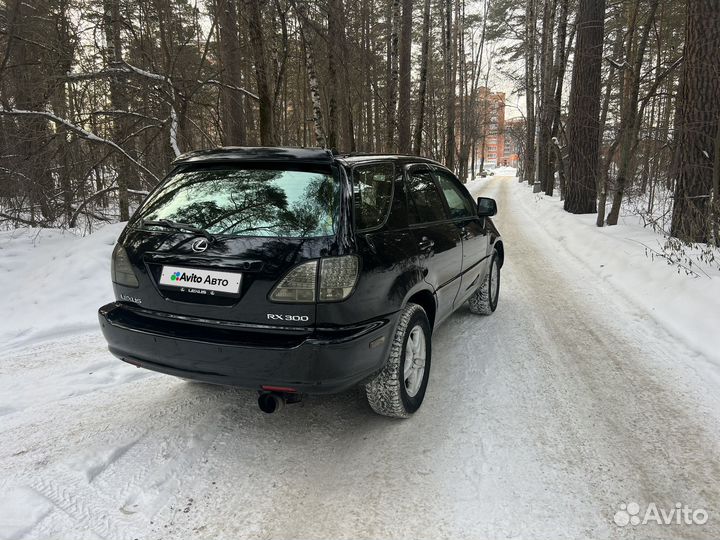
[257,390,303,413]
[258,392,285,414]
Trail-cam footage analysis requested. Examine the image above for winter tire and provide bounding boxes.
[365,303,431,418]
[469,249,500,315]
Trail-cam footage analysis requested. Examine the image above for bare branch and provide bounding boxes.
[0,108,160,183]
[66,63,260,101]
[69,182,118,228]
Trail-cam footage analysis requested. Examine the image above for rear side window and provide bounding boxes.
[434,170,476,219]
[353,162,394,230]
[131,166,338,238]
[406,169,447,224]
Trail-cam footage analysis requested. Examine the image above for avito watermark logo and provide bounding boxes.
[614,501,709,527]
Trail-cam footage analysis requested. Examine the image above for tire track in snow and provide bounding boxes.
[30,475,138,540]
[464,177,720,538]
[19,394,231,539]
[96,404,228,521]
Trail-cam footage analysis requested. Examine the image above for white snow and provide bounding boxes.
[169,105,181,158]
[471,172,720,371]
[0,224,123,351]
[1,173,720,539]
[123,62,168,82]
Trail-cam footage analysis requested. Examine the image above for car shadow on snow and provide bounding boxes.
[169,378,385,428]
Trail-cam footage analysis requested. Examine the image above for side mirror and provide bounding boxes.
[477,197,497,217]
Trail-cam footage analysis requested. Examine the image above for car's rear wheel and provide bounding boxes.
[365,303,431,418]
[469,249,500,315]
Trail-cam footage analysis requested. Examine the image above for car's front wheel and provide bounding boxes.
[468,249,500,315]
[365,303,431,418]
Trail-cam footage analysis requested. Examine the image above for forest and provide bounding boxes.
[0,0,718,247]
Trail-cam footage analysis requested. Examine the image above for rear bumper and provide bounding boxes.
[98,302,399,394]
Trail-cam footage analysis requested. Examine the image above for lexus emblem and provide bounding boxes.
[191,238,209,253]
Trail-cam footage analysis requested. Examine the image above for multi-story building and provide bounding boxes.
[474,88,505,170]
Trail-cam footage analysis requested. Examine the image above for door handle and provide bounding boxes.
[461,227,472,240]
[418,236,435,250]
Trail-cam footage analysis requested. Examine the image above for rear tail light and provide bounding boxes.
[111,244,139,287]
[269,256,359,303]
[319,256,358,301]
[269,260,317,302]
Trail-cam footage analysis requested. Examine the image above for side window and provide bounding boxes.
[353,162,395,230]
[406,168,447,224]
[386,168,409,230]
[434,170,476,219]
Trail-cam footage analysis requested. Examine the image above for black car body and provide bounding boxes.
[99,147,503,415]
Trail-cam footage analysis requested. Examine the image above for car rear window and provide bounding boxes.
[131,166,338,238]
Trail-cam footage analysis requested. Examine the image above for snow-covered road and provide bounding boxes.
[2,175,719,540]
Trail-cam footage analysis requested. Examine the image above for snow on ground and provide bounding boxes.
[0,224,123,351]
[469,172,720,377]
[1,174,720,539]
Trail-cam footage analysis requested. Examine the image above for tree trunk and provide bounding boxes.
[215,0,247,145]
[338,3,356,152]
[52,0,74,225]
[550,0,570,196]
[523,0,537,184]
[596,25,626,226]
[385,0,400,152]
[670,0,720,243]
[444,0,457,170]
[606,0,659,226]
[564,0,605,214]
[538,0,556,194]
[327,0,341,149]
[397,0,413,154]
[103,0,130,220]
[552,137,567,199]
[297,14,326,148]
[457,0,468,181]
[364,0,375,151]
[14,0,55,222]
[413,0,431,155]
[246,0,275,145]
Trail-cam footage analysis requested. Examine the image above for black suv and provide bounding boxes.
[99,147,503,417]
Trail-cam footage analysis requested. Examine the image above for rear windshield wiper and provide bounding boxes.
[140,219,216,243]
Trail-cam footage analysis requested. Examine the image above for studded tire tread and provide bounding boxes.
[469,250,499,316]
[365,303,429,418]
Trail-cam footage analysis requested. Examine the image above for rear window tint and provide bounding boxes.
[352,162,394,230]
[132,166,338,238]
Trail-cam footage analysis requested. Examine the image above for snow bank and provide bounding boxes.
[493,176,720,368]
[0,224,124,351]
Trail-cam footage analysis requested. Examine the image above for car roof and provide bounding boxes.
[173,146,335,165]
[173,146,447,170]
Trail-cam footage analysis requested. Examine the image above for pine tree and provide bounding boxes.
[564,0,605,214]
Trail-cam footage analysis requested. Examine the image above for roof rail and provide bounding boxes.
[172,146,335,165]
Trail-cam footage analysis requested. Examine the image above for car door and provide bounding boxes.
[432,168,489,307]
[330,160,418,324]
[404,164,463,325]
